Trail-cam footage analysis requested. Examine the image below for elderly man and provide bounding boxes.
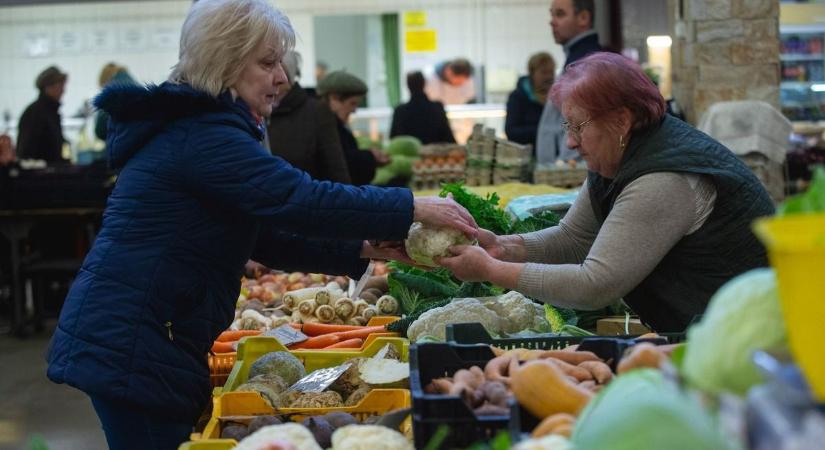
[536,0,603,165]
[17,66,69,163]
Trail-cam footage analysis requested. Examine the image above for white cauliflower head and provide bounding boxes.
[331,425,414,450]
[404,222,474,267]
[482,291,551,334]
[407,298,501,342]
[234,423,322,450]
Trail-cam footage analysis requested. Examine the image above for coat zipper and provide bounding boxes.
[164,321,174,341]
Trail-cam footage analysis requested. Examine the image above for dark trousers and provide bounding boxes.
[91,395,193,450]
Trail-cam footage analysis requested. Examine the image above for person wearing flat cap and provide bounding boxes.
[318,71,389,185]
[17,65,69,163]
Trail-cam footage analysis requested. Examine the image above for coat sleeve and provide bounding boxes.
[434,102,456,143]
[389,107,403,138]
[182,125,413,242]
[505,91,537,145]
[15,108,38,160]
[251,226,367,278]
[316,107,352,184]
[338,125,377,186]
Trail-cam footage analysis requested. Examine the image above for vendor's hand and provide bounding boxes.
[413,194,478,238]
[371,149,390,166]
[360,240,416,265]
[437,245,494,282]
[476,228,506,259]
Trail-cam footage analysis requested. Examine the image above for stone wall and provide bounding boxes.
[669,0,780,124]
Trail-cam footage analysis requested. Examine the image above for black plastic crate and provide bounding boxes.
[411,342,538,449]
[447,322,686,347]
[446,322,584,350]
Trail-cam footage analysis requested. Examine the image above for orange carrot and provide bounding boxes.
[325,338,364,349]
[216,330,262,342]
[290,334,340,349]
[331,326,387,341]
[211,341,236,353]
[301,323,364,336]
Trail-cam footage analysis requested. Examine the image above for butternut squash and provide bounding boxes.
[617,342,666,374]
[531,413,576,438]
[511,359,593,419]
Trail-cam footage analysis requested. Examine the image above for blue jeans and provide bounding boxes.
[90,395,193,450]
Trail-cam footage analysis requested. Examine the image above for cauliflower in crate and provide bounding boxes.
[404,222,475,267]
[482,290,551,333]
[407,298,501,342]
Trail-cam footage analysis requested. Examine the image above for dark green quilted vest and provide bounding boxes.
[588,115,774,331]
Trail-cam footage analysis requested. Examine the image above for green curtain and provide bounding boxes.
[381,13,401,107]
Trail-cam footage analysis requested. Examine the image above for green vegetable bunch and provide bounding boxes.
[439,182,560,235]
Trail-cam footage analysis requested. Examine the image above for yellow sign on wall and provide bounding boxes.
[403,11,427,28]
[405,29,437,53]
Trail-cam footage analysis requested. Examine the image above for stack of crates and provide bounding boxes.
[533,162,588,188]
[410,143,467,191]
[465,124,496,186]
[493,139,532,184]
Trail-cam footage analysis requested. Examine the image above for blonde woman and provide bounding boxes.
[46,1,475,448]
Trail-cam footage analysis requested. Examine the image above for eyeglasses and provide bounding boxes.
[562,118,593,142]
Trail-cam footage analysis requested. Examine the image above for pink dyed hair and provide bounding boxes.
[550,52,666,131]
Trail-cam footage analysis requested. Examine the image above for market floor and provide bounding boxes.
[0,320,107,450]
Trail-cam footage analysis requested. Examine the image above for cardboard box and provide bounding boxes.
[596,317,652,336]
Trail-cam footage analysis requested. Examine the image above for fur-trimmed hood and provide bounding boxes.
[93,82,262,168]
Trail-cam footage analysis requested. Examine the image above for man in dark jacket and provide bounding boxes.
[505,52,556,149]
[267,51,351,183]
[390,71,455,145]
[17,66,68,163]
[536,0,603,164]
[319,71,389,186]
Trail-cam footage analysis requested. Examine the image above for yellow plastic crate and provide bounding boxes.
[754,213,825,402]
[222,335,409,393]
[199,389,411,440]
[208,316,400,388]
[179,440,234,450]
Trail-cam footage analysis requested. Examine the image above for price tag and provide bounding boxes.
[287,363,352,393]
[264,324,308,347]
[373,343,393,360]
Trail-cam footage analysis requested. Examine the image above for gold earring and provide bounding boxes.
[619,135,625,151]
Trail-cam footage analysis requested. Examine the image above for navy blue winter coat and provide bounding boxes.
[505,76,545,148]
[46,82,414,421]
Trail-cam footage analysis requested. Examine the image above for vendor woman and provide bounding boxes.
[440,52,774,332]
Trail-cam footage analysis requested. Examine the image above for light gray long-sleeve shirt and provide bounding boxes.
[516,172,717,310]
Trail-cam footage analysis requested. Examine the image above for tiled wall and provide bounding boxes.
[0,0,561,133]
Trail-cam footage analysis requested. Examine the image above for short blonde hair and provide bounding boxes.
[99,62,122,87]
[169,0,295,97]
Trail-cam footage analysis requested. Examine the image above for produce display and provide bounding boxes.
[178,171,825,450]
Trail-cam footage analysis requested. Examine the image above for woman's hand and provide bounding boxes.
[437,245,495,282]
[360,240,416,265]
[476,228,505,259]
[413,195,478,238]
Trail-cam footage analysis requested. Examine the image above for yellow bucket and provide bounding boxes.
[753,213,825,402]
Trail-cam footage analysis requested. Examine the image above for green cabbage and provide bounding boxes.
[572,369,737,450]
[385,136,421,157]
[682,268,786,396]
